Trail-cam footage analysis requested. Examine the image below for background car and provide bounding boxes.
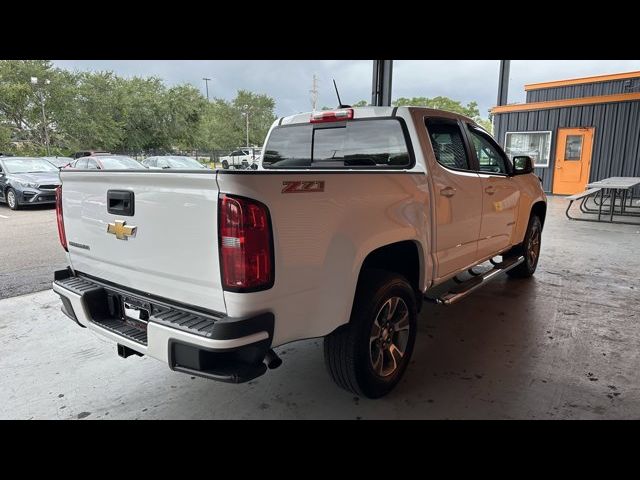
[141,155,208,169]
[0,157,60,210]
[41,156,73,169]
[72,150,111,159]
[69,155,147,170]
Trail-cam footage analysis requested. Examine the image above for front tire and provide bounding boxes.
[506,215,542,278]
[6,188,20,210]
[324,269,417,398]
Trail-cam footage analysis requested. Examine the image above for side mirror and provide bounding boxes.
[512,156,534,175]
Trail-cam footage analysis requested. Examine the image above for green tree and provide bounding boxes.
[0,60,75,154]
[392,96,481,118]
[62,71,125,151]
[198,90,276,150]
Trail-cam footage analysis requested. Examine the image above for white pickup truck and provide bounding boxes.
[218,147,261,170]
[52,107,546,398]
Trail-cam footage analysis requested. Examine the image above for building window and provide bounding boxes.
[504,131,552,168]
[564,135,583,160]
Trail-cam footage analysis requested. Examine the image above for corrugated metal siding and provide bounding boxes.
[494,100,640,193]
[526,78,640,102]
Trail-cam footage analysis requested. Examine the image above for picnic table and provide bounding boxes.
[565,176,640,225]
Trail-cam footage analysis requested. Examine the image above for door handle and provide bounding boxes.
[484,186,496,195]
[440,187,456,198]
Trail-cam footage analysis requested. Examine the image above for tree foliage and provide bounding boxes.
[348,96,493,133]
[0,60,276,155]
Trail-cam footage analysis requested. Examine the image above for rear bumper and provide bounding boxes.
[52,268,274,383]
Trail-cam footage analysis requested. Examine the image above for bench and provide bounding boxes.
[565,187,602,201]
[565,188,603,221]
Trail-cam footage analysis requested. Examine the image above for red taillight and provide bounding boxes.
[219,194,273,292]
[310,108,354,123]
[55,185,68,251]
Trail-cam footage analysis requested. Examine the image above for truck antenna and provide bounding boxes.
[333,79,351,109]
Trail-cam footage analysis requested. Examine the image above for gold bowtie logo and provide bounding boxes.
[107,220,137,240]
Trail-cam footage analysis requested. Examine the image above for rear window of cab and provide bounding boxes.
[262,118,412,169]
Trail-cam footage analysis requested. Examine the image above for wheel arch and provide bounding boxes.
[531,200,547,228]
[356,239,425,307]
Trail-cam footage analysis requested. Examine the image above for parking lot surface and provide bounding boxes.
[1,197,639,419]
[0,204,67,299]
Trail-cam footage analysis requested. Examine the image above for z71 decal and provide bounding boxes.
[282,181,325,193]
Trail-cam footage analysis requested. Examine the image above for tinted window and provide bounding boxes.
[262,124,313,167]
[87,159,99,169]
[426,119,470,170]
[166,157,204,168]
[75,158,88,169]
[98,156,144,169]
[2,158,58,173]
[263,119,410,168]
[467,127,509,174]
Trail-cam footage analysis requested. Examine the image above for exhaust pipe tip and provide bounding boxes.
[264,349,282,369]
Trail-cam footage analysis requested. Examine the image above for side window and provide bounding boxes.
[425,119,470,170]
[87,159,99,169]
[467,127,510,174]
[75,158,88,169]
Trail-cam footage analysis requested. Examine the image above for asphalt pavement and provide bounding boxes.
[0,203,67,299]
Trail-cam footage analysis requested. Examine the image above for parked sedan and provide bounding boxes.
[42,156,74,169]
[70,155,147,170]
[141,155,207,169]
[0,157,61,210]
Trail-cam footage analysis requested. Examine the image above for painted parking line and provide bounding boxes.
[0,214,9,219]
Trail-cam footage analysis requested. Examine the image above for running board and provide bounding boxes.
[425,256,524,306]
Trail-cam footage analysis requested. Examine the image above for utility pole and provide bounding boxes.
[243,105,250,147]
[202,77,212,100]
[371,60,393,107]
[31,77,50,155]
[497,60,510,106]
[310,74,319,112]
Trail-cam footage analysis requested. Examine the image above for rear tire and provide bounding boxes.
[221,160,229,169]
[6,188,20,210]
[506,215,542,278]
[324,269,417,398]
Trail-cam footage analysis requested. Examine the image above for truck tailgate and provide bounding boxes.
[60,170,226,314]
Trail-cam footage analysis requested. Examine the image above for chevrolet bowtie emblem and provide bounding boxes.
[107,220,137,240]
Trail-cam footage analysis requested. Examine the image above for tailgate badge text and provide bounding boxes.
[282,181,325,193]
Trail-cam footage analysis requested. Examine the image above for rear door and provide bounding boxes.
[464,124,520,258]
[424,117,483,281]
[60,170,226,313]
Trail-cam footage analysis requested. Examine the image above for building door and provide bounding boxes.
[552,127,594,194]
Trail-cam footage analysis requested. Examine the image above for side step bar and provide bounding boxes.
[425,256,524,306]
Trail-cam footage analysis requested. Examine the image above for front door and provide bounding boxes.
[465,124,520,259]
[552,127,594,195]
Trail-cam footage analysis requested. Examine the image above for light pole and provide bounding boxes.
[202,77,212,100]
[31,76,51,155]
[242,105,250,147]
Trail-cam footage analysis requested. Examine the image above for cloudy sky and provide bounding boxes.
[53,60,640,118]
